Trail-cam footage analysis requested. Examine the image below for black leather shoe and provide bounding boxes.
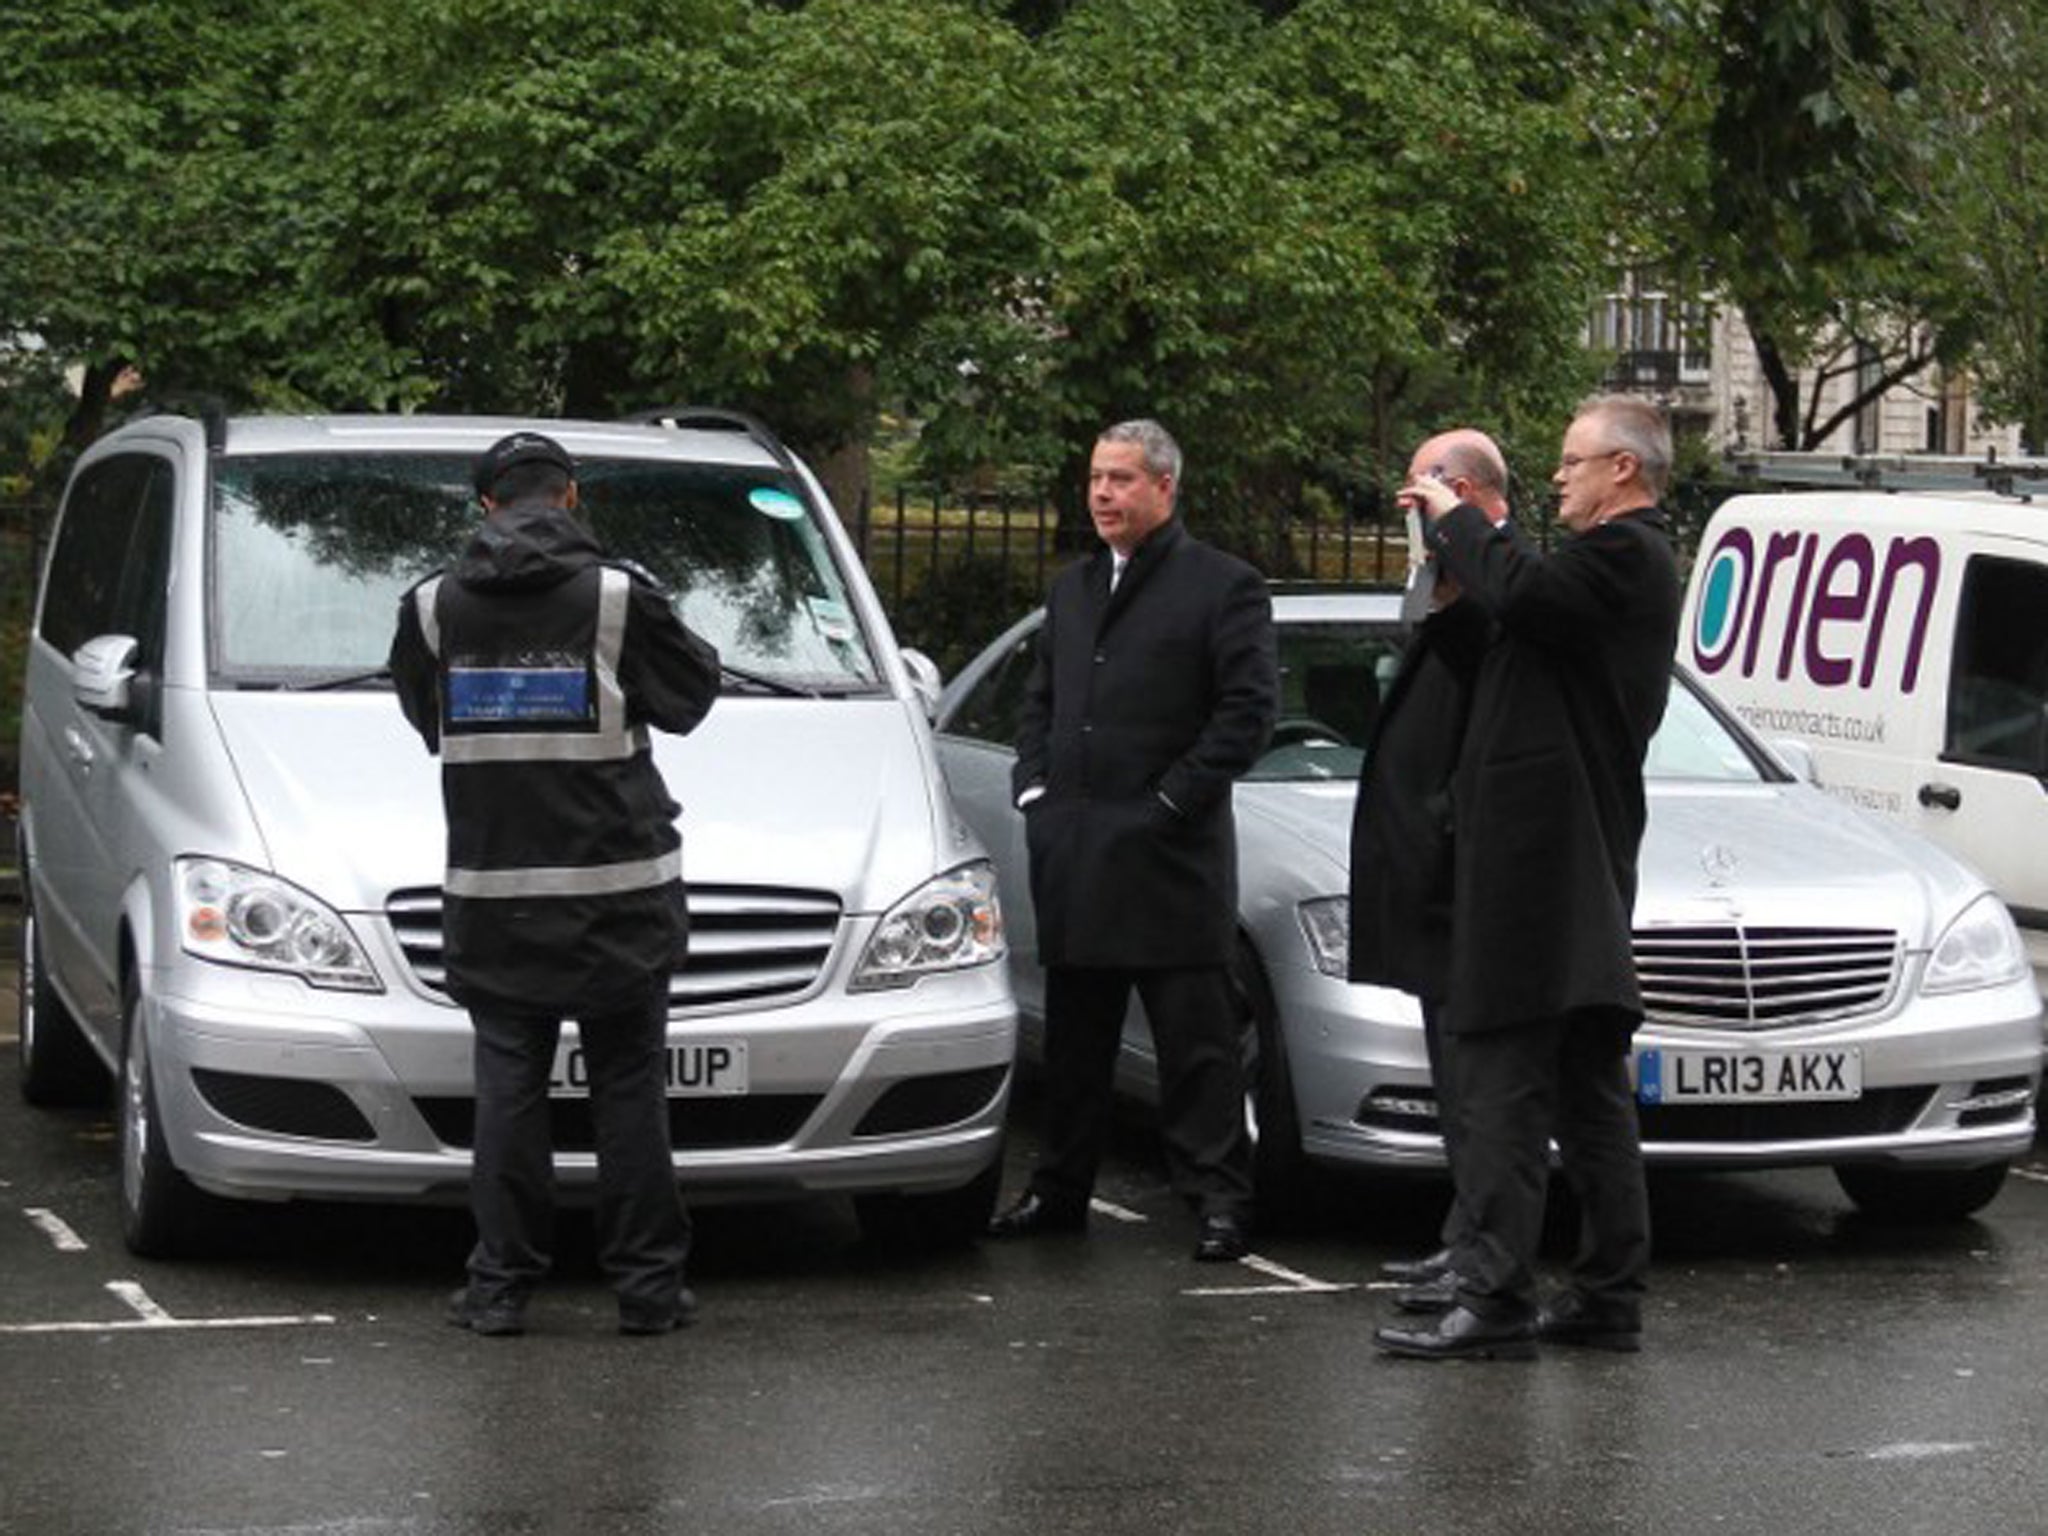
[446,1287,527,1337]
[1374,1305,1536,1361]
[986,1190,1088,1239]
[1193,1213,1250,1263]
[1535,1290,1642,1353]
[1379,1246,1455,1284]
[620,1286,700,1337]
[1393,1269,1465,1314]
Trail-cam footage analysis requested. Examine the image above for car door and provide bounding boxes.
[24,451,177,1036]
[1922,544,2048,990]
[932,622,1043,1025]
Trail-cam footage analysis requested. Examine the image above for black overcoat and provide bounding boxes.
[1014,519,1278,969]
[1424,504,1681,1035]
[1346,598,1491,998]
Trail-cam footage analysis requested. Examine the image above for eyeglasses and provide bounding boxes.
[1556,450,1624,473]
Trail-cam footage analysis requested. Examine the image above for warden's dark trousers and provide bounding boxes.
[467,979,691,1311]
[1441,1008,1649,1317]
[1029,964,1254,1222]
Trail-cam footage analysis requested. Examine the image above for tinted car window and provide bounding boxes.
[946,632,1037,745]
[39,454,157,656]
[1946,554,2048,776]
[1247,619,1406,783]
[208,452,880,689]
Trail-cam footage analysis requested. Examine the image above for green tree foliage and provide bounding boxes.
[1848,0,2048,450]
[1695,0,1965,448]
[0,0,306,485]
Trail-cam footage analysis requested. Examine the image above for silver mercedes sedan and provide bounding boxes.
[934,588,2044,1222]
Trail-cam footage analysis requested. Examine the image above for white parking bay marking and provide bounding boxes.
[23,1208,88,1252]
[0,1280,337,1336]
[1087,1197,1148,1224]
[108,1281,175,1323]
[2010,1165,2048,1184]
[1184,1253,1359,1298]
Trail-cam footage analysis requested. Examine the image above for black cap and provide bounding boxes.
[473,431,575,498]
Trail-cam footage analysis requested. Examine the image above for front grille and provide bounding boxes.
[414,1094,822,1152]
[1634,924,1902,1031]
[386,884,843,1010]
[1638,1087,1932,1144]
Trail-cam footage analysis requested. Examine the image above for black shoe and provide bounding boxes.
[1535,1290,1642,1353]
[986,1190,1088,1239]
[1373,1305,1536,1361]
[1393,1269,1465,1314]
[619,1286,700,1337]
[446,1287,527,1337]
[1193,1213,1250,1263]
[1379,1246,1455,1284]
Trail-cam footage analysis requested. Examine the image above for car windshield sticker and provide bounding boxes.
[447,666,593,724]
[749,487,805,521]
[808,597,855,641]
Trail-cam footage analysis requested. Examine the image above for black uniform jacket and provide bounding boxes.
[1014,518,1278,969]
[1424,503,1681,1035]
[1346,598,1491,998]
[389,502,721,1014]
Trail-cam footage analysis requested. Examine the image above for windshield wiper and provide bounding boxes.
[286,666,394,693]
[721,662,818,698]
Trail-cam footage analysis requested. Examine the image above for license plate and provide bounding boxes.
[550,1040,748,1097]
[1634,1046,1862,1105]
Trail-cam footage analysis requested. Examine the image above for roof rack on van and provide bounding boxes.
[133,393,229,453]
[1727,448,2048,499]
[622,405,802,478]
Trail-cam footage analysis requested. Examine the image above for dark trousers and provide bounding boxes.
[1029,964,1254,1221]
[1420,997,1478,1261]
[467,981,691,1311]
[1440,1008,1649,1317]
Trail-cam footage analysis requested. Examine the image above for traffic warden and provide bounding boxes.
[390,431,721,1337]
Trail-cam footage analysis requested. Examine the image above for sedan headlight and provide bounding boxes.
[1298,896,1350,979]
[850,862,1006,991]
[1921,893,2029,995]
[176,858,381,992]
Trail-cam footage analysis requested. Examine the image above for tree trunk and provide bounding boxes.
[1751,329,1801,449]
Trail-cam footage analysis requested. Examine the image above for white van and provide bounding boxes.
[1683,458,2048,999]
[17,408,1016,1256]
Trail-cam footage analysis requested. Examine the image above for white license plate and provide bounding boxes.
[550,1040,748,1097]
[1635,1045,1862,1105]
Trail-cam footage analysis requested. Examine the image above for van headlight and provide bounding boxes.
[1298,896,1350,978]
[850,862,1005,991]
[176,858,382,992]
[1921,893,2029,995]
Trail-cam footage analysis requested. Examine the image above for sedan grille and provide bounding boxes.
[386,885,843,1011]
[1634,924,1902,1030]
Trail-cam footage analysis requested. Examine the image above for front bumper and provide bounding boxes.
[1274,966,2043,1175]
[138,939,1017,1208]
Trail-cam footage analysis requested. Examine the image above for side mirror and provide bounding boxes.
[900,647,943,720]
[1770,737,1819,784]
[73,634,142,722]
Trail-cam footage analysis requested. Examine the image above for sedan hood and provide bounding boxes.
[209,693,949,915]
[1641,781,1981,946]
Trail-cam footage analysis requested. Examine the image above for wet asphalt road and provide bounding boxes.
[6,948,2048,1534]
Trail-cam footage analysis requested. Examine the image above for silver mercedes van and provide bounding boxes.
[16,408,1015,1256]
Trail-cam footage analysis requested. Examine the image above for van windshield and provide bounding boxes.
[209,452,883,692]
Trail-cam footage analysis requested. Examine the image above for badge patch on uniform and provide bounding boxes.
[447,666,593,724]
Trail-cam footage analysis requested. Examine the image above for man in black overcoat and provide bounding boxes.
[1374,396,1681,1360]
[986,419,1279,1261]
[1347,428,1507,1302]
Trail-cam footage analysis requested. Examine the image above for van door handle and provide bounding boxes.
[63,726,95,771]
[1918,781,1961,811]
